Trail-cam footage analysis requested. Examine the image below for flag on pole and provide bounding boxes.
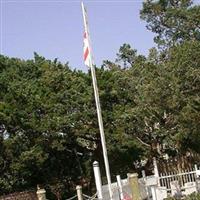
[82,2,92,67]
[83,31,90,67]
[81,3,113,199]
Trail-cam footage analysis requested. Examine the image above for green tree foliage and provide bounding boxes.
[0,53,145,196]
[103,41,200,162]
[0,41,199,196]
[0,54,94,195]
[133,41,199,157]
[95,67,145,175]
[137,0,200,159]
[116,44,137,68]
[166,41,200,153]
[0,1,200,197]
[140,0,200,48]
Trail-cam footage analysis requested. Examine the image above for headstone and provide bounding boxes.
[170,181,181,198]
[138,179,148,200]
[145,176,158,187]
[184,182,196,195]
[155,187,167,200]
[196,178,200,192]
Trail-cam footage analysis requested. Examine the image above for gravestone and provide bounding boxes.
[155,187,167,200]
[184,182,196,195]
[170,181,181,198]
[196,178,200,192]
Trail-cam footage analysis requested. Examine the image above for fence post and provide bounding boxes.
[36,187,46,200]
[153,157,160,187]
[93,161,103,199]
[195,164,200,192]
[142,170,146,181]
[127,173,130,181]
[151,186,157,200]
[195,164,199,177]
[142,170,149,200]
[117,175,124,200]
[76,185,83,200]
[145,176,158,200]
[128,173,141,200]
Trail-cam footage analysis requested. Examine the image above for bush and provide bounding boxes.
[166,193,200,200]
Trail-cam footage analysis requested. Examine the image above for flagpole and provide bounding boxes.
[90,60,113,200]
[81,2,113,200]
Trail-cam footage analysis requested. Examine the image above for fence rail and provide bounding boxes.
[143,160,200,200]
[159,166,199,189]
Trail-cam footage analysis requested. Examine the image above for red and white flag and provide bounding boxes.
[82,2,92,67]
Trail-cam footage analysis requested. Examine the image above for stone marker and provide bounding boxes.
[128,173,141,200]
[170,181,181,198]
[184,182,196,195]
[36,188,46,200]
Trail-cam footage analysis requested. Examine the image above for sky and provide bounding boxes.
[0,0,156,71]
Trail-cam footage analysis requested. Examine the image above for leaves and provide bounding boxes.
[140,0,200,48]
[0,1,200,196]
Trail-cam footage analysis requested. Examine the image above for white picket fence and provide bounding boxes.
[93,160,200,200]
[159,168,197,190]
[144,161,200,200]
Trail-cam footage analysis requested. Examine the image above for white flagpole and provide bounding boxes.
[81,2,113,200]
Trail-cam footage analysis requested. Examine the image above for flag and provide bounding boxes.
[83,30,90,67]
[81,3,113,199]
[82,2,92,67]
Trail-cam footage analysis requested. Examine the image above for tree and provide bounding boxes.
[95,66,145,176]
[0,40,199,197]
[0,54,94,195]
[140,0,200,48]
[102,41,200,168]
[139,0,200,161]
[116,44,137,68]
[0,53,145,196]
[165,41,200,154]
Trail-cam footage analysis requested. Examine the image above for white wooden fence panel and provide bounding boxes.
[159,169,197,189]
[147,162,200,200]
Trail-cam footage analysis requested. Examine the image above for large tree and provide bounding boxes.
[0,54,94,195]
[0,53,145,196]
[103,41,200,166]
[140,0,200,48]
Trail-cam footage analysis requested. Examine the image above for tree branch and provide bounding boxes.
[135,136,151,148]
